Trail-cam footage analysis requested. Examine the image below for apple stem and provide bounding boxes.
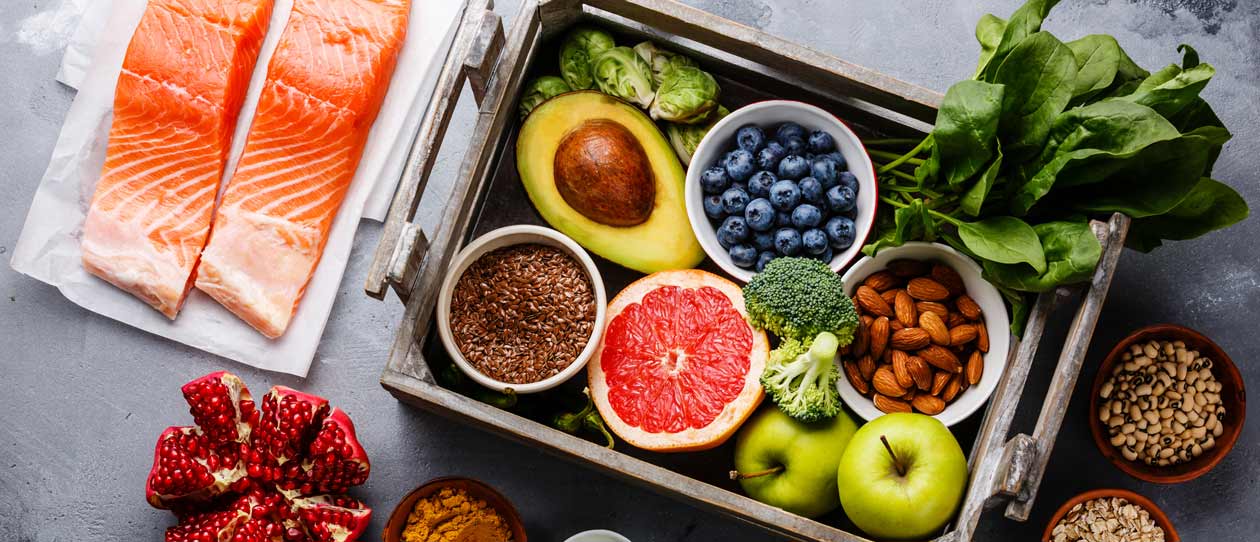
[728,466,785,480]
[880,435,907,477]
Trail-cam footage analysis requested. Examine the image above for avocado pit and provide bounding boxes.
[553,119,656,227]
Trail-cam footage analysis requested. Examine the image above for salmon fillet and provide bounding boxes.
[196,0,410,338]
[82,0,274,318]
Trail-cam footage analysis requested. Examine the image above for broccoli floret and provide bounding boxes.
[760,332,842,422]
[743,257,859,343]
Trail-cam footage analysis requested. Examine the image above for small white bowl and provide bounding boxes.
[436,225,607,394]
[684,100,878,283]
[563,530,631,542]
[837,242,1011,427]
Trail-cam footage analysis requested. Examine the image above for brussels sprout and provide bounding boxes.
[633,41,697,86]
[665,105,730,165]
[592,46,656,109]
[649,66,720,124]
[518,76,571,120]
[558,26,615,90]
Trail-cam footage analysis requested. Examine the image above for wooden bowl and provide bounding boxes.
[383,477,527,542]
[1042,488,1179,542]
[1089,324,1246,484]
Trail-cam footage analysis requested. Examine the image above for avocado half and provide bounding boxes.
[516,91,704,273]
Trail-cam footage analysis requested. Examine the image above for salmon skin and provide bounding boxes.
[196,0,410,338]
[81,0,275,318]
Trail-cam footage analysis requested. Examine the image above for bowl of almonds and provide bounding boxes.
[836,242,1010,426]
[1043,488,1178,542]
[1090,324,1245,484]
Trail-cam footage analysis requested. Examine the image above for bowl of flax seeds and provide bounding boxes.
[437,225,607,394]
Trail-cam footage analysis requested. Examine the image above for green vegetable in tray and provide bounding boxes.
[559,26,616,90]
[592,46,657,109]
[633,41,698,86]
[552,388,615,449]
[760,332,842,423]
[743,257,859,344]
[518,76,571,120]
[649,66,720,124]
[665,105,729,165]
[864,0,1247,334]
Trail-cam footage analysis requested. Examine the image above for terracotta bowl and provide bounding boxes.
[383,477,527,542]
[1089,324,1246,484]
[1042,488,1179,542]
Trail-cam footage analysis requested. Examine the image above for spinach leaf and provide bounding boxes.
[1166,97,1230,170]
[992,32,1079,162]
[995,284,1032,335]
[929,80,1005,188]
[983,219,1101,292]
[977,0,1063,81]
[961,144,1003,216]
[974,14,1008,78]
[1127,178,1249,252]
[958,216,1047,273]
[1066,35,1149,105]
[861,199,938,255]
[1178,43,1200,68]
[1118,61,1215,119]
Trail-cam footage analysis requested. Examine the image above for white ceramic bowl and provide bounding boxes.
[684,100,878,282]
[563,530,631,542]
[837,242,1011,427]
[436,225,607,394]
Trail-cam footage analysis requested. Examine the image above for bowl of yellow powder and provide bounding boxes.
[385,477,526,542]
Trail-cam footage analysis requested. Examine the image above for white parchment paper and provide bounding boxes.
[12,0,464,377]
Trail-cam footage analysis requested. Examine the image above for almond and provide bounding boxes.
[856,286,894,317]
[844,361,870,395]
[958,368,971,392]
[881,288,899,306]
[942,375,963,402]
[902,388,917,402]
[931,263,965,296]
[919,345,962,373]
[887,258,930,277]
[863,270,900,292]
[869,317,890,360]
[890,320,906,332]
[931,371,951,396]
[956,294,982,320]
[948,312,968,328]
[950,324,978,346]
[894,290,917,328]
[874,394,912,414]
[976,321,990,353]
[907,277,950,301]
[872,366,906,397]
[890,328,931,350]
[851,319,869,357]
[861,314,873,327]
[858,354,876,381]
[912,394,946,415]
[891,350,914,389]
[908,356,932,391]
[919,311,950,346]
[966,350,984,386]
[916,301,950,319]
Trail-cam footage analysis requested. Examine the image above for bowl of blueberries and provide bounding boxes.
[685,100,877,282]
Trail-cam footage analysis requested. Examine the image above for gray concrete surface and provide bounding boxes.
[1,0,1257,540]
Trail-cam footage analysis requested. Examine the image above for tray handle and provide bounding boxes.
[366,0,505,301]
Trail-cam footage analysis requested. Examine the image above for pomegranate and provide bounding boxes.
[147,372,372,542]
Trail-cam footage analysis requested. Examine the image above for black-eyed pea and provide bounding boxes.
[1144,342,1159,358]
[1158,447,1175,459]
[1162,342,1175,356]
[1172,421,1186,433]
[1130,344,1144,357]
[1213,422,1224,438]
[1204,435,1216,450]
[1192,443,1203,456]
[1110,433,1127,447]
[1122,422,1136,434]
[1174,411,1188,425]
[1122,446,1138,461]
[1143,410,1160,424]
[1159,407,1174,419]
[1108,415,1123,428]
[1101,380,1114,399]
[1147,422,1162,435]
[1176,363,1189,380]
[1137,418,1148,430]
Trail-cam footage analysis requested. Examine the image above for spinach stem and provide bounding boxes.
[863,138,923,147]
[880,195,909,209]
[928,208,963,227]
[882,168,918,182]
[869,149,925,165]
[877,137,931,174]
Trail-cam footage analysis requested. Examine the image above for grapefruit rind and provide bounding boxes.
[588,269,768,452]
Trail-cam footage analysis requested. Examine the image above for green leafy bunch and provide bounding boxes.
[865,0,1247,332]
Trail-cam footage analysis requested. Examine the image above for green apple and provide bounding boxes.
[732,406,858,518]
[836,412,967,540]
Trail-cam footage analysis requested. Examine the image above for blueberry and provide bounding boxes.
[791,204,824,229]
[837,171,859,193]
[731,181,748,194]
[825,216,856,250]
[799,177,824,204]
[778,155,810,180]
[717,215,750,248]
[802,228,829,255]
[783,136,807,156]
[721,186,750,216]
[775,122,806,143]
[807,130,836,154]
[747,170,777,197]
[736,125,766,153]
[811,244,834,263]
[768,180,801,211]
[811,156,840,188]
[724,149,756,182]
[752,230,776,252]
[700,166,731,195]
[775,211,793,227]
[826,151,848,170]
[755,251,777,272]
[756,142,787,171]
[744,198,775,232]
[702,194,726,220]
[773,228,803,256]
[825,185,856,214]
[729,243,758,269]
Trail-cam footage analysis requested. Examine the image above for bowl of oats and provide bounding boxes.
[1043,488,1178,542]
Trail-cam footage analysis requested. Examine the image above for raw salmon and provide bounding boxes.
[82,0,275,318]
[196,0,410,338]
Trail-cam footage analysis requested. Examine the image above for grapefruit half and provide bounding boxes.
[589,270,769,452]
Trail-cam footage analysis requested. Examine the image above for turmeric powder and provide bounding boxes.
[401,487,514,542]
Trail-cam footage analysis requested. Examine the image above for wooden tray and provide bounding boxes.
[365,1,1133,540]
